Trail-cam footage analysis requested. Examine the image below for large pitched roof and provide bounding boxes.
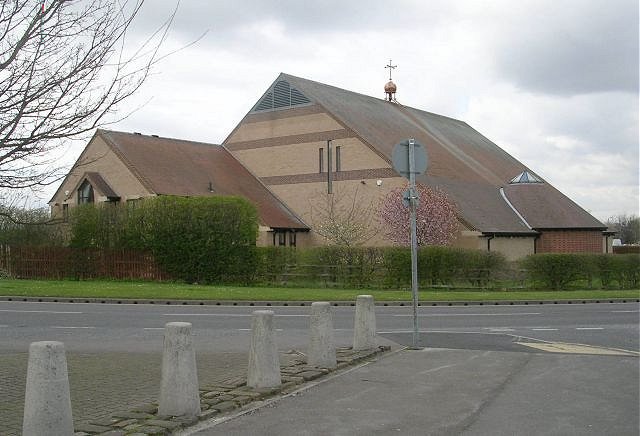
[277,73,604,232]
[97,130,308,230]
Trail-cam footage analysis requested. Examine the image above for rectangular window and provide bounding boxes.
[278,232,286,246]
[289,231,296,247]
[319,148,324,173]
[62,204,69,222]
[335,146,341,172]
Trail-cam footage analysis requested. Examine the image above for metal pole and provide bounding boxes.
[327,140,333,194]
[409,138,419,348]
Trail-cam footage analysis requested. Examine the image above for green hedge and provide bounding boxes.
[521,253,640,290]
[124,196,258,283]
[252,246,507,289]
[69,196,259,283]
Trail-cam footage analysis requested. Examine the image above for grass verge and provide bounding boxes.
[0,279,638,302]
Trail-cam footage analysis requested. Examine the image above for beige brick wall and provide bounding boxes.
[233,137,390,177]
[456,231,485,250]
[268,179,404,246]
[227,113,343,143]
[488,236,535,261]
[49,136,151,217]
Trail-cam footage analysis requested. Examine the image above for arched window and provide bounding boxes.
[78,180,94,204]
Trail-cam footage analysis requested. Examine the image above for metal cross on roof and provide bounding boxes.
[385,59,397,81]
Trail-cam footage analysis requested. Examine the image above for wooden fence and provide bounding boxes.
[0,246,167,281]
[613,245,640,254]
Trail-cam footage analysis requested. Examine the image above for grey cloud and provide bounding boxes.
[133,0,453,45]
[539,93,639,157]
[492,0,638,96]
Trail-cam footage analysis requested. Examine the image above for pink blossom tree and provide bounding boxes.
[378,183,459,246]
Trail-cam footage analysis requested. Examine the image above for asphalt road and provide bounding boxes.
[1,300,638,435]
[0,301,637,353]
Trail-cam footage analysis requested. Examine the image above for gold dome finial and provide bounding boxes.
[384,59,397,102]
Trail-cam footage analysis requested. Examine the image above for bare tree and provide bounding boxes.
[0,0,179,190]
[309,187,380,246]
[606,214,640,245]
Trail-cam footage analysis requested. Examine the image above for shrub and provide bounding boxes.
[0,206,64,247]
[381,247,411,288]
[69,203,127,248]
[521,253,640,290]
[617,254,640,289]
[521,254,589,290]
[69,196,259,283]
[254,246,298,284]
[298,246,383,288]
[124,196,258,283]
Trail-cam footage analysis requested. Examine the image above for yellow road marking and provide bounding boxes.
[516,342,639,357]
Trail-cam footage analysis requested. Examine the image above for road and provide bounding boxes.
[0,300,638,435]
[0,301,638,353]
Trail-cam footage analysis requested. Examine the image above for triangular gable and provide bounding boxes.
[250,78,312,113]
[70,172,119,199]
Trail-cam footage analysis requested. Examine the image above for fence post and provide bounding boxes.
[158,322,201,417]
[353,295,377,350]
[247,310,281,389]
[308,302,336,368]
[22,341,74,436]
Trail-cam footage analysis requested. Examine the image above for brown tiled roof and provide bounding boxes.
[84,172,119,199]
[99,130,308,230]
[279,73,605,232]
[504,183,604,229]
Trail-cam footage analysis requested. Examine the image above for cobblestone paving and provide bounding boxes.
[0,351,248,436]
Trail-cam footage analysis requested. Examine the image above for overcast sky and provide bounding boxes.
[51,0,639,221]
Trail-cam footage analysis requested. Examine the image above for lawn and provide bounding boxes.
[0,279,638,302]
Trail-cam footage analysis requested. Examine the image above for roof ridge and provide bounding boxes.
[100,129,220,147]
[281,72,466,123]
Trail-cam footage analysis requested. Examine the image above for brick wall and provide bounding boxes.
[536,230,603,253]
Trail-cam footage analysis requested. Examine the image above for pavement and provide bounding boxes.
[0,351,248,436]
[188,342,639,436]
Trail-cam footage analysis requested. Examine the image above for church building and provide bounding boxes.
[50,73,610,259]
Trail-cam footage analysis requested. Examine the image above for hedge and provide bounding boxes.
[69,196,259,283]
[252,246,507,289]
[521,253,640,290]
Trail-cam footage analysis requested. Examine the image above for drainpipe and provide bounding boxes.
[487,234,494,252]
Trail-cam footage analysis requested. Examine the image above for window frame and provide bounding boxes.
[77,180,94,204]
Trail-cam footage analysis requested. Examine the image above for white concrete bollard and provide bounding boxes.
[353,294,377,350]
[247,310,281,389]
[308,302,336,369]
[22,341,74,436]
[158,322,201,417]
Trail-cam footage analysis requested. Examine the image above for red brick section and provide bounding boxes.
[537,230,602,253]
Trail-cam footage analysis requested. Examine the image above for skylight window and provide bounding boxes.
[509,171,543,184]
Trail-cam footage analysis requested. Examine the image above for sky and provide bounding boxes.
[48,0,639,221]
